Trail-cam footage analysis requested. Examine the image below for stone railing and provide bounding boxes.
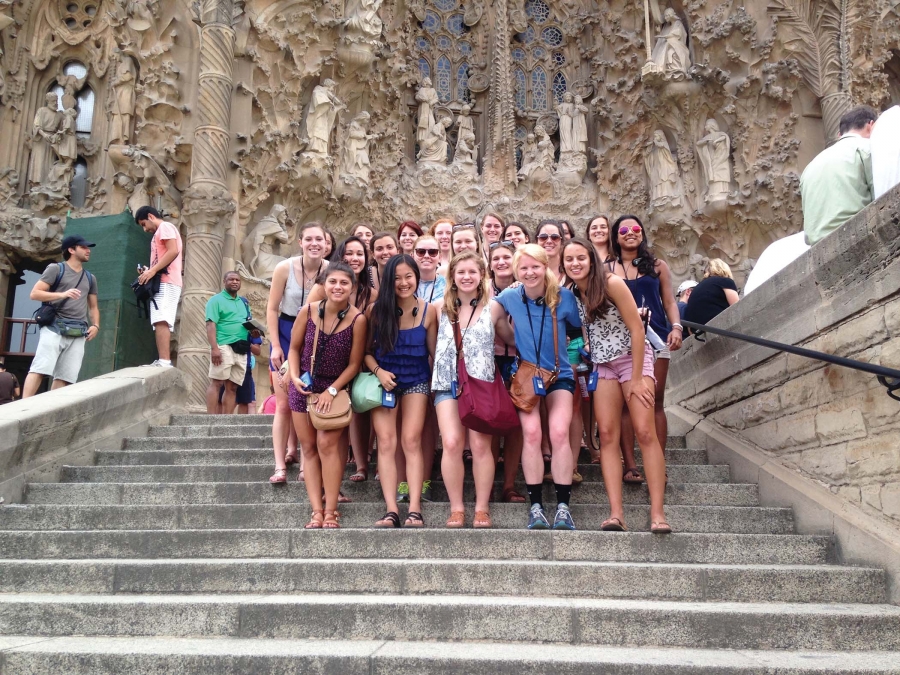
[668,184,900,601]
[0,366,190,504]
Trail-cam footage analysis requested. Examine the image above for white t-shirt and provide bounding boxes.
[872,105,900,200]
[743,232,809,296]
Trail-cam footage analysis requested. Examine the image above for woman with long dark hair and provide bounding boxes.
[608,215,682,469]
[365,255,438,528]
[586,215,613,262]
[481,212,505,247]
[370,232,399,294]
[286,263,367,529]
[501,221,531,249]
[563,238,670,532]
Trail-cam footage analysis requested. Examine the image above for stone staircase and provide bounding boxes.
[1,413,899,673]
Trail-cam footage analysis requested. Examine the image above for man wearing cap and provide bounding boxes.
[22,235,100,398]
[676,280,698,321]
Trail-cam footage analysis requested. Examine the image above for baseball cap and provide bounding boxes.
[676,280,698,296]
[61,235,96,251]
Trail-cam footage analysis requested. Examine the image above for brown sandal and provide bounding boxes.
[323,510,340,529]
[269,468,287,484]
[305,509,324,529]
[502,488,526,503]
[285,452,297,465]
[651,521,672,534]
[601,517,627,532]
[446,511,465,528]
[473,510,492,529]
[623,468,644,484]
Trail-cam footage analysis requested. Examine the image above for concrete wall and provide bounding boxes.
[668,185,900,601]
[0,366,190,505]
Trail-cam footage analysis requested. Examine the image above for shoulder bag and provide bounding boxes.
[33,263,70,327]
[307,308,353,431]
[453,319,519,434]
[351,371,383,413]
[509,304,559,413]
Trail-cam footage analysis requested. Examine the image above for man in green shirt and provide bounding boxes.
[801,106,877,246]
[205,271,253,414]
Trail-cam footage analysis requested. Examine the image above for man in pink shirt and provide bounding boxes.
[135,206,183,367]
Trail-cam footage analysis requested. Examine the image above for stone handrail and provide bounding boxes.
[0,366,190,504]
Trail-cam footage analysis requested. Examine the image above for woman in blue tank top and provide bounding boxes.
[365,255,438,528]
[608,215,683,468]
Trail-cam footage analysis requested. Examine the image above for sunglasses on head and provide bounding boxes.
[537,233,561,242]
[415,248,440,257]
[489,240,515,251]
[618,225,642,235]
[453,223,476,231]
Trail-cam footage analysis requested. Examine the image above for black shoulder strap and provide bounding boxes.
[49,262,65,293]
[240,296,251,320]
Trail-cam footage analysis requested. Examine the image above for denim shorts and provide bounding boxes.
[547,377,576,395]
[433,390,455,406]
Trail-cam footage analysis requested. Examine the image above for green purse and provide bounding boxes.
[351,372,383,413]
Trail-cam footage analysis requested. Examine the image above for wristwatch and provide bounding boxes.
[327,386,338,396]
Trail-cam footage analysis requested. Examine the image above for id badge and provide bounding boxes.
[300,372,312,387]
[533,376,547,396]
[382,390,397,408]
[450,380,458,399]
[587,372,598,392]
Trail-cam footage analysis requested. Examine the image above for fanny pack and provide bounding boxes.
[229,339,251,355]
[56,319,89,338]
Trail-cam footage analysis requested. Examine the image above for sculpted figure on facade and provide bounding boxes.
[536,124,556,170]
[304,80,345,156]
[54,109,79,167]
[416,77,439,144]
[28,93,62,188]
[339,111,377,186]
[453,106,478,173]
[696,119,732,204]
[572,95,588,156]
[650,8,692,81]
[518,132,539,181]
[418,116,452,164]
[556,92,576,154]
[241,204,290,281]
[345,0,383,38]
[109,54,137,145]
[56,70,88,111]
[645,130,680,206]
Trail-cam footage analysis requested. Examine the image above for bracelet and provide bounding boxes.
[90,324,99,330]
[671,324,683,331]
[373,366,381,375]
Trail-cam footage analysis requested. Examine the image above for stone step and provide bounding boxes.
[26,480,762,507]
[0,559,884,604]
[62,463,730,484]
[0,530,832,565]
[102,447,708,466]
[2,594,899,650]
[170,414,272,426]
[0,503,794,534]
[4,637,900,675]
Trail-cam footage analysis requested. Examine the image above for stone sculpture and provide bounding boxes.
[453,120,478,173]
[518,133,539,181]
[650,8,692,80]
[54,109,79,167]
[418,116,452,164]
[645,130,680,206]
[241,204,290,280]
[110,55,137,144]
[556,92,576,154]
[572,95,588,156]
[305,80,345,156]
[345,0,383,38]
[536,124,556,169]
[56,69,88,110]
[696,119,732,203]
[415,77,439,144]
[27,93,62,188]
[339,111,377,186]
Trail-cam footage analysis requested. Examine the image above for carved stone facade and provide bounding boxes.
[1,0,898,406]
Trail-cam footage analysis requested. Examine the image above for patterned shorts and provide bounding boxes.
[395,381,431,397]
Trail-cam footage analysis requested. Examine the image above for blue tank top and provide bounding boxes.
[375,302,431,388]
[623,274,670,339]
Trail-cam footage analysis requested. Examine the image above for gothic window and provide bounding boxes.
[70,158,88,208]
[62,1,99,30]
[515,125,527,170]
[512,0,572,113]
[413,0,475,104]
[50,61,94,136]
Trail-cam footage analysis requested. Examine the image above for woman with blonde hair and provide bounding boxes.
[684,258,739,327]
[451,222,484,258]
[430,218,455,271]
[433,251,498,527]
[491,244,582,530]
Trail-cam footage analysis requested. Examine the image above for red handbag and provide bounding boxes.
[453,320,520,435]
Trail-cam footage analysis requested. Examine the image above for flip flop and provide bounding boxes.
[601,517,627,532]
[350,469,368,483]
[651,521,672,534]
[623,468,644,484]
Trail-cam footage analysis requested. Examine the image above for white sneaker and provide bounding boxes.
[148,360,173,367]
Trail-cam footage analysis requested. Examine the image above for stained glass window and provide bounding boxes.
[541,26,563,47]
[70,159,88,208]
[50,61,94,135]
[531,67,547,110]
[552,51,565,66]
[457,63,470,102]
[416,36,431,52]
[515,125,528,142]
[459,41,472,56]
[512,47,526,62]
[532,46,545,59]
[436,55,452,102]
[514,68,527,109]
[518,25,536,44]
[525,0,550,23]
[419,58,431,80]
[434,0,457,10]
[446,14,465,35]
[553,72,567,103]
[423,11,440,32]
[436,34,452,50]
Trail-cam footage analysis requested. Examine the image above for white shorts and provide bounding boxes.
[29,327,86,384]
[209,343,248,385]
[150,283,181,332]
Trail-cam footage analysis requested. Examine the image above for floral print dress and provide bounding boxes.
[432,305,496,392]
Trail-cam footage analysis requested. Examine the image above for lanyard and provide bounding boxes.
[523,294,547,369]
[421,278,438,302]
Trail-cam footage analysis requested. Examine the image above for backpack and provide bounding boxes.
[131,267,167,319]
[33,263,93,328]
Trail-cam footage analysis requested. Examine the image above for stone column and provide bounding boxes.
[179,0,237,410]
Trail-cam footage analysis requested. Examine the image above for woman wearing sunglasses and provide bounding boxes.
[489,240,525,503]
[491,244,582,531]
[398,220,424,256]
[563,238,670,533]
[536,220,567,283]
[608,215,682,467]
[413,235,447,303]
[501,221,531,249]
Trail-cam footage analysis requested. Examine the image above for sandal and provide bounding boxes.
[285,452,297,465]
[601,517,627,532]
[502,488,526,503]
[473,510,492,529]
[463,449,473,464]
[305,509,324,529]
[338,491,352,504]
[623,468,644,484]
[572,471,583,485]
[298,469,305,483]
[269,468,287,484]
[446,511,465,528]
[405,511,425,528]
[350,469,368,483]
[374,511,401,528]
[651,521,672,534]
[323,510,341,529]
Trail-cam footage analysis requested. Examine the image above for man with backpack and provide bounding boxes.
[135,206,183,367]
[23,235,99,398]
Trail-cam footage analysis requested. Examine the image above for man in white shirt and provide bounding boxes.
[871,105,900,200]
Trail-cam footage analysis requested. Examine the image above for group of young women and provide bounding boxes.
[264,212,683,532]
